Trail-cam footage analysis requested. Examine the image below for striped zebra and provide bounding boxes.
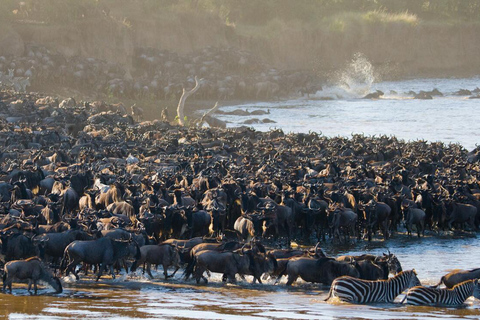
[405,279,480,306]
[325,269,421,303]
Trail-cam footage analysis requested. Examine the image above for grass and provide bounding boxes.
[362,10,419,26]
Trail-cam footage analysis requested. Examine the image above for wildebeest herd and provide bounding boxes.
[0,44,322,100]
[0,89,480,306]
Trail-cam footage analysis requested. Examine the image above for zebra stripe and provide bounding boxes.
[325,269,420,303]
[406,279,480,306]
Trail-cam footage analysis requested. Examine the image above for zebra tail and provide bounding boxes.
[399,291,408,304]
[324,285,334,302]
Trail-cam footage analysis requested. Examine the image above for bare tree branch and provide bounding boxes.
[196,101,219,127]
[176,76,203,126]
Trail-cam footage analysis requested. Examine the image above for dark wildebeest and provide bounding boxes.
[3,257,62,294]
[445,201,477,231]
[284,256,359,286]
[1,232,39,262]
[33,229,91,265]
[130,244,181,279]
[327,206,358,243]
[193,246,276,284]
[184,241,242,280]
[361,200,391,241]
[336,253,403,277]
[402,202,426,237]
[62,236,140,281]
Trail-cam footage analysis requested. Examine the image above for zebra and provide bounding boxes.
[405,279,480,306]
[324,269,421,303]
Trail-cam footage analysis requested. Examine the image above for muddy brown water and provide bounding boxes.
[2,233,480,319]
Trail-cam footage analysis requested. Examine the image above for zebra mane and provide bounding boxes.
[386,269,415,282]
[451,279,476,290]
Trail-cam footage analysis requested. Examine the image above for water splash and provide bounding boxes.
[338,52,376,97]
[315,53,376,99]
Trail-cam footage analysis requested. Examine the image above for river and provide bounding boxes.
[212,76,480,152]
[2,57,480,318]
[2,233,480,319]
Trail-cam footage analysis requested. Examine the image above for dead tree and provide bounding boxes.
[193,101,219,127]
[176,76,203,126]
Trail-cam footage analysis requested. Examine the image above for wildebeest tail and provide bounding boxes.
[60,249,70,273]
[429,276,445,288]
[183,255,196,280]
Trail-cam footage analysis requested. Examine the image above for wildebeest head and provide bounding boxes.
[382,252,402,274]
[49,276,63,293]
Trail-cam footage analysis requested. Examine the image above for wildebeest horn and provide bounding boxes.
[314,242,320,255]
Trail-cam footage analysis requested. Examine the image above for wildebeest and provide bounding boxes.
[193,246,275,284]
[445,201,477,231]
[130,244,181,279]
[33,229,91,265]
[62,236,140,281]
[1,232,39,262]
[328,206,358,243]
[433,268,480,289]
[284,256,359,286]
[402,204,426,237]
[3,257,62,294]
[361,200,391,241]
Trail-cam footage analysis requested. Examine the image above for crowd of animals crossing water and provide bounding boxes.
[0,88,479,317]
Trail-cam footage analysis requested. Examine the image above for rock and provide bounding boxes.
[455,89,472,96]
[250,110,270,115]
[262,118,276,123]
[242,118,261,124]
[363,90,384,99]
[414,91,433,100]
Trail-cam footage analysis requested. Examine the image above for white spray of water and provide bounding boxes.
[314,52,377,99]
[338,52,376,97]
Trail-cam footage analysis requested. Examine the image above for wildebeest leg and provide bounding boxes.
[28,279,32,293]
[96,263,107,281]
[2,273,7,292]
[33,280,38,295]
[110,264,116,279]
[227,272,236,284]
[65,259,81,280]
[5,277,13,293]
[169,265,179,278]
[147,263,154,279]
[163,263,169,280]
[286,274,297,286]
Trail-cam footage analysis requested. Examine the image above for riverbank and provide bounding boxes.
[2,4,480,80]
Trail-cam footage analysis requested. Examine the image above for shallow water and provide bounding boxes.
[2,233,480,319]
[212,77,480,151]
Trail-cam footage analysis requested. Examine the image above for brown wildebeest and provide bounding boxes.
[433,268,480,289]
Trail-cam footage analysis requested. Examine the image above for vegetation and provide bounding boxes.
[2,0,480,25]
